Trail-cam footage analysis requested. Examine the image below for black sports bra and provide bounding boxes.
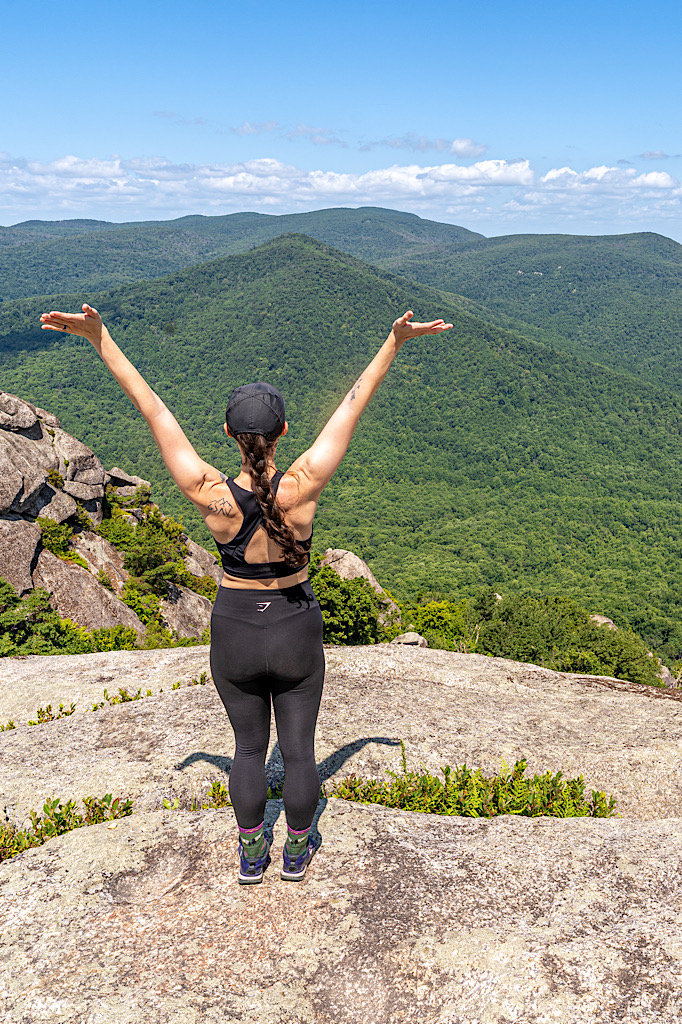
[215,470,313,580]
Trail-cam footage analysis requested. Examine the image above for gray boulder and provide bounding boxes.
[34,406,61,428]
[0,429,57,516]
[32,549,144,634]
[2,646,682,1022]
[33,487,78,524]
[0,392,38,431]
[72,530,129,595]
[0,518,42,595]
[105,466,152,498]
[183,536,223,587]
[106,466,151,489]
[160,582,212,639]
[390,631,428,647]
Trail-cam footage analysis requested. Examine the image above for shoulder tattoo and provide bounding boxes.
[208,495,234,517]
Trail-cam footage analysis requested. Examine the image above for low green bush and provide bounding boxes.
[309,558,382,645]
[0,793,133,863]
[329,744,617,819]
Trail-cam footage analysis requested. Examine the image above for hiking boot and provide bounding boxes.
[280,838,317,881]
[238,831,271,885]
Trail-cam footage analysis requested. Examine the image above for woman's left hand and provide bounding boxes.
[40,303,103,346]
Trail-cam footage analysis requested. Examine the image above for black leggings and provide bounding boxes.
[209,581,325,830]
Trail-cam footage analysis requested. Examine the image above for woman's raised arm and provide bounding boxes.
[39,304,221,504]
[287,310,453,498]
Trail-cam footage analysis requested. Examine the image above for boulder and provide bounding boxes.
[34,406,61,428]
[51,427,105,485]
[390,630,428,647]
[5,644,682,824]
[32,549,144,634]
[0,429,57,516]
[32,486,78,524]
[0,392,38,431]
[590,613,618,630]
[183,537,223,586]
[321,548,401,622]
[106,466,151,494]
[71,530,129,595]
[160,582,212,639]
[0,518,42,595]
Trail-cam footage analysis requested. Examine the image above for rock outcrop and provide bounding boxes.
[321,548,400,622]
[390,630,428,647]
[0,391,220,640]
[32,549,144,633]
[2,644,682,1022]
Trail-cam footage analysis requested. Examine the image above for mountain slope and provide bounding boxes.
[2,233,682,657]
[0,207,481,300]
[388,230,682,389]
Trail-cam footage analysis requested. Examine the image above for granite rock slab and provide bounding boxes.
[2,646,682,824]
[1,802,682,1024]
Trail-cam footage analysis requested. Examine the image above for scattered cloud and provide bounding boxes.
[231,120,279,136]
[1,153,680,230]
[639,150,669,160]
[618,159,633,166]
[284,124,347,147]
[363,134,487,159]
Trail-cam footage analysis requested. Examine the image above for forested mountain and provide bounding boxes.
[0,207,481,300]
[2,206,681,394]
[391,231,682,391]
[2,233,682,660]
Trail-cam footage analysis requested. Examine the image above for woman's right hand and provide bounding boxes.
[391,310,453,345]
[40,303,104,347]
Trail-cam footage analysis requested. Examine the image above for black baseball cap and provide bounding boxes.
[225,382,286,436]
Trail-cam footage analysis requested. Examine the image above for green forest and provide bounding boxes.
[2,231,682,664]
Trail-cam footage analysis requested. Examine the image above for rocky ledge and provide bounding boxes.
[0,391,223,638]
[2,645,682,1023]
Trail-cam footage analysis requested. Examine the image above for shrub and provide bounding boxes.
[1,793,133,863]
[0,578,140,657]
[309,564,382,645]
[330,745,617,819]
[47,469,64,489]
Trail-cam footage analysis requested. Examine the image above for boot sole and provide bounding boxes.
[280,845,316,881]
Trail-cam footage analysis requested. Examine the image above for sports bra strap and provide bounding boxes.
[216,471,312,580]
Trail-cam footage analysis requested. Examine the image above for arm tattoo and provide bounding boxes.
[208,496,234,517]
[349,375,364,402]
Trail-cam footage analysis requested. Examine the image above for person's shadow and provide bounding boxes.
[175,735,401,847]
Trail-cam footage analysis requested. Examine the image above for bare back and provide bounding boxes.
[200,468,318,590]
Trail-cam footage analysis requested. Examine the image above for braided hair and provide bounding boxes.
[236,430,309,567]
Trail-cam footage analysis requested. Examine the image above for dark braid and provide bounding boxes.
[236,431,309,567]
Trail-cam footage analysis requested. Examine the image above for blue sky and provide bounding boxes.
[2,0,681,238]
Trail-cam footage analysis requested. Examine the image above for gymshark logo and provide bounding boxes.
[256,602,272,613]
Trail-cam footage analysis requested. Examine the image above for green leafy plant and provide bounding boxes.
[329,742,617,819]
[162,796,180,810]
[191,780,232,810]
[47,469,64,489]
[0,793,133,863]
[27,702,76,726]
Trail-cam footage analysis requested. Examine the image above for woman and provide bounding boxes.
[39,302,453,883]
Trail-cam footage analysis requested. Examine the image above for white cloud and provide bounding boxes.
[540,165,677,189]
[450,138,488,159]
[639,150,669,160]
[0,153,680,232]
[284,124,346,146]
[364,134,487,158]
[231,120,279,136]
